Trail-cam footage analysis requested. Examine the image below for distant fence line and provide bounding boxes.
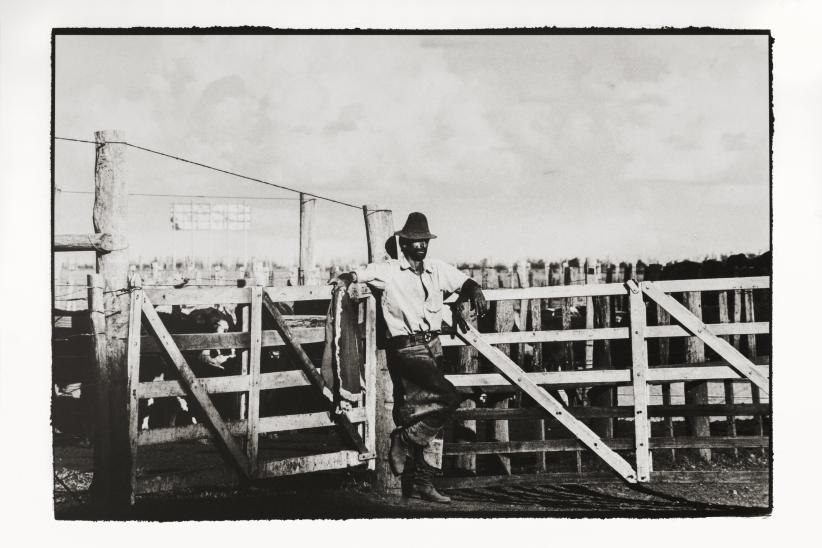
[55,252,770,311]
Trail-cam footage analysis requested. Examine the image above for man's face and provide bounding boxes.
[400,238,429,262]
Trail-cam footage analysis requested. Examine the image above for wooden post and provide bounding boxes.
[515,260,530,360]
[87,274,108,499]
[561,263,575,373]
[126,281,142,503]
[717,290,738,457]
[683,291,711,462]
[656,289,675,461]
[628,281,651,481]
[528,264,546,472]
[644,265,674,459]
[89,130,133,510]
[732,289,742,350]
[584,258,596,369]
[298,193,316,285]
[492,270,513,475]
[362,205,398,493]
[590,262,614,438]
[744,289,764,441]
[236,277,254,427]
[584,256,598,469]
[246,286,263,476]
[364,295,379,471]
[454,299,479,474]
[621,263,633,317]
[562,262,584,472]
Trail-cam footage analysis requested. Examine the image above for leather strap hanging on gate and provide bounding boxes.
[321,284,362,411]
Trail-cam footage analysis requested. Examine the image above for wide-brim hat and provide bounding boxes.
[394,212,437,240]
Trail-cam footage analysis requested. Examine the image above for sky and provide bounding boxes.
[54,33,771,268]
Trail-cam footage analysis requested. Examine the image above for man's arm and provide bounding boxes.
[436,261,488,332]
[330,261,392,291]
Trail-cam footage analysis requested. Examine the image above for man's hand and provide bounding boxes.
[449,303,470,337]
[460,278,488,318]
[328,272,355,289]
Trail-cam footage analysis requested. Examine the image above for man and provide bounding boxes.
[334,212,487,503]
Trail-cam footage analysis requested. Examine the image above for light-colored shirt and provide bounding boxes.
[355,255,471,337]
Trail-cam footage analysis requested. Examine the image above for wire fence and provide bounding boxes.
[55,136,363,210]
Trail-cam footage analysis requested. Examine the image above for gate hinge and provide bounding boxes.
[358,451,376,461]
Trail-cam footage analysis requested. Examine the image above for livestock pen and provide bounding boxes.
[52,130,771,514]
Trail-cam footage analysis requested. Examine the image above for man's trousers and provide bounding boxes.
[386,337,461,450]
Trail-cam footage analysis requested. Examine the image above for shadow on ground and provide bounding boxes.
[55,469,770,520]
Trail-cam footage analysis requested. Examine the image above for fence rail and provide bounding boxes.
[444,276,768,302]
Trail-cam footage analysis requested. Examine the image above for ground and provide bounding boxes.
[53,436,770,520]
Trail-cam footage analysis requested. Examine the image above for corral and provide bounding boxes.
[52,131,771,517]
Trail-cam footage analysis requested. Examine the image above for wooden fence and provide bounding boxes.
[54,273,770,493]
[436,273,770,486]
[124,282,378,494]
[53,130,770,507]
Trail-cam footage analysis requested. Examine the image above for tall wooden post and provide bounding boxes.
[561,263,575,373]
[90,130,133,509]
[298,193,316,285]
[584,258,596,369]
[718,291,738,457]
[362,205,398,493]
[236,277,254,431]
[590,262,614,438]
[651,271,675,461]
[683,291,711,462]
[492,269,513,475]
[628,281,652,481]
[87,273,107,485]
[454,298,478,474]
[527,264,546,472]
[743,290,764,441]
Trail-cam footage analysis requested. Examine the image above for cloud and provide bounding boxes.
[55,34,771,264]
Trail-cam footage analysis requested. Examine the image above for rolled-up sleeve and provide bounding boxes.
[354,261,393,291]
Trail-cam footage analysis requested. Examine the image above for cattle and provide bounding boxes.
[139,305,241,430]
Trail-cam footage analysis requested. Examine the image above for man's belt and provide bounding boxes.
[388,331,439,350]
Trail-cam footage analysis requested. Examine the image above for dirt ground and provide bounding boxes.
[53,437,770,520]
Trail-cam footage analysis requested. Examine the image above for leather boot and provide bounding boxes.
[411,480,452,503]
[407,447,451,504]
[400,467,415,498]
[410,467,451,504]
[389,428,413,476]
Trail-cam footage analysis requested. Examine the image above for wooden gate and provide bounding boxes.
[438,275,770,485]
[127,283,377,494]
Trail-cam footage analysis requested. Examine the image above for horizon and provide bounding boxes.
[55,248,771,274]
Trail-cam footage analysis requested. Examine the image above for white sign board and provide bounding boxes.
[171,203,251,231]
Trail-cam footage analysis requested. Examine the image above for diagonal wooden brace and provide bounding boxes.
[262,290,368,454]
[451,321,639,483]
[640,281,769,396]
[141,294,251,480]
